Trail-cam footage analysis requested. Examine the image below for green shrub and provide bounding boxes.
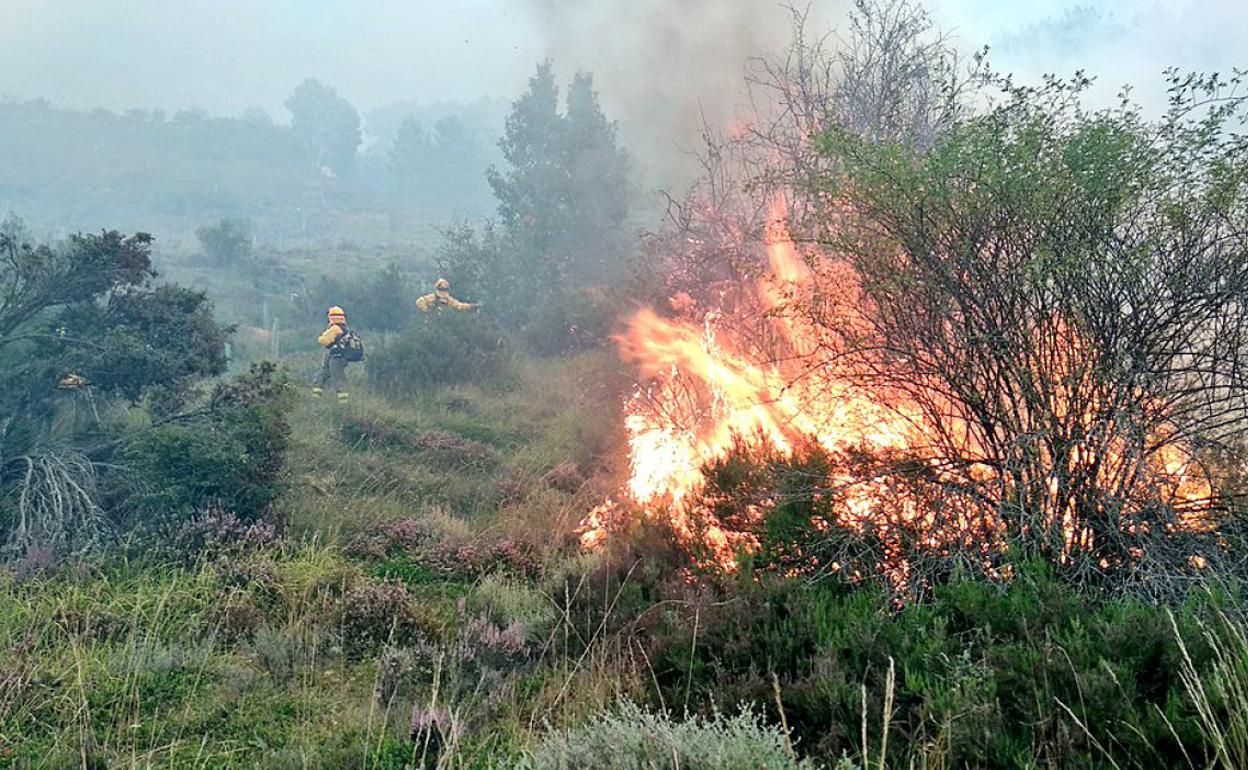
[120,363,291,526]
[522,287,617,357]
[195,218,252,266]
[640,562,1217,768]
[366,312,513,396]
[302,262,412,332]
[517,700,815,770]
[472,574,555,644]
[333,579,429,657]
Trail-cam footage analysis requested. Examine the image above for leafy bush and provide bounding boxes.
[518,701,815,770]
[120,363,292,526]
[195,218,252,265]
[302,262,412,332]
[522,286,617,357]
[636,562,1218,768]
[366,312,513,395]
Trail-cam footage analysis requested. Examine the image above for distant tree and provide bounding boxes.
[389,115,490,215]
[195,218,252,265]
[240,107,274,126]
[389,117,434,201]
[563,73,632,283]
[488,61,569,300]
[285,78,361,174]
[473,62,632,318]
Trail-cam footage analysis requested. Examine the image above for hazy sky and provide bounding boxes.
[1,0,1245,120]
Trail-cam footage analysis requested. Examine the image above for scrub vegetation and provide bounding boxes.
[3,2,1248,768]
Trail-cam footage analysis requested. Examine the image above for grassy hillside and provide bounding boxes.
[3,349,1248,769]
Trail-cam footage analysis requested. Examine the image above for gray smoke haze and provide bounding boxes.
[0,0,544,117]
[929,0,1248,114]
[2,0,1245,185]
[516,0,848,189]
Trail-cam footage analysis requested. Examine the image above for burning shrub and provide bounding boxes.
[803,72,1248,586]
[578,68,1248,597]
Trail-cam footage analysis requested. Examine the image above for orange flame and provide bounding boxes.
[580,197,1217,580]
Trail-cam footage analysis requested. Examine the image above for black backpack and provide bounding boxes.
[333,327,365,362]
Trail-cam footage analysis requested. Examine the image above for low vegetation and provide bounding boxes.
[3,3,1248,768]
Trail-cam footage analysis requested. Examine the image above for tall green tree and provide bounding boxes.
[284,78,361,175]
[0,225,239,557]
[479,62,633,314]
[564,72,631,283]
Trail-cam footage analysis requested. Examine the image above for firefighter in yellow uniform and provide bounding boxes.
[313,306,359,402]
[416,278,478,312]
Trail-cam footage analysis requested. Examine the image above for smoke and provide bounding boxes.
[932,0,1248,115]
[516,0,848,191]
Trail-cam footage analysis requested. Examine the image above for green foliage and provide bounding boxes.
[639,562,1218,768]
[303,262,411,332]
[195,218,252,265]
[434,220,510,313]
[366,312,513,396]
[57,283,231,408]
[284,78,361,174]
[518,701,815,770]
[0,229,229,413]
[120,363,292,524]
[0,228,234,557]
[521,286,617,357]
[440,63,632,324]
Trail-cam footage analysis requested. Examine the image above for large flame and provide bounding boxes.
[580,197,1216,580]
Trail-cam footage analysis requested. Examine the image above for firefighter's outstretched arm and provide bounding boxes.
[318,324,344,347]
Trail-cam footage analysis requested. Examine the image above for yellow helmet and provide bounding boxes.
[327,305,346,321]
[435,278,450,291]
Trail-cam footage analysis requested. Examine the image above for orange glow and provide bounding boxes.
[579,196,1218,581]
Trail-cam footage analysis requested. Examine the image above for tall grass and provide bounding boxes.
[7,350,1248,769]
[1172,606,1248,770]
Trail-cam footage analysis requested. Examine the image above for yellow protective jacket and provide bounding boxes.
[318,323,346,348]
[416,289,474,312]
